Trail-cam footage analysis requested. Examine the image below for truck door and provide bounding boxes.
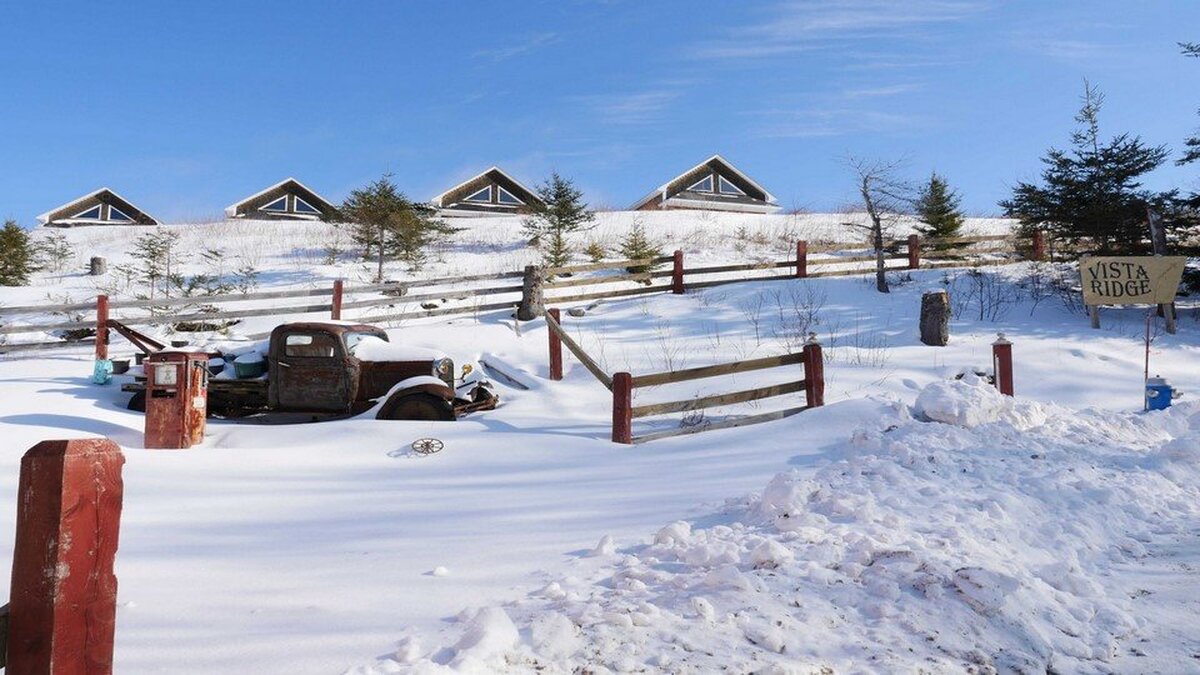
[270,330,354,412]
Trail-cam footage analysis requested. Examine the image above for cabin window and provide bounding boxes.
[73,205,103,220]
[718,176,746,196]
[284,333,337,358]
[496,186,524,205]
[293,196,321,214]
[687,175,714,192]
[262,196,289,212]
[108,205,134,222]
[464,186,492,203]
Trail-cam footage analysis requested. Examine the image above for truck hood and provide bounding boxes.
[349,336,448,363]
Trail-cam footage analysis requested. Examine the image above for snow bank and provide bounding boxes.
[354,382,1200,673]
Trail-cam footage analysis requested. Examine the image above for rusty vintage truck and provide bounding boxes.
[122,321,497,420]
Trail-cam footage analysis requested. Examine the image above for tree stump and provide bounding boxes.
[89,256,107,276]
[920,290,950,346]
[517,265,544,321]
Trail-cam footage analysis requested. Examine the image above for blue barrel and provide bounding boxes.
[1145,376,1174,411]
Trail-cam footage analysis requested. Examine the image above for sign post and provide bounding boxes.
[1079,256,1186,330]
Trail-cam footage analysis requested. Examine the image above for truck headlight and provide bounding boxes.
[434,358,454,386]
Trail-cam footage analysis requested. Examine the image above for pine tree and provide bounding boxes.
[618,221,663,274]
[913,173,965,247]
[0,220,37,286]
[340,175,459,280]
[1180,42,1200,167]
[1000,82,1170,254]
[522,172,595,269]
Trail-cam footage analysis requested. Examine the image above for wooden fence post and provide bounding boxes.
[7,438,125,675]
[612,372,633,444]
[331,279,344,320]
[992,333,1013,396]
[518,265,545,320]
[671,250,685,295]
[795,241,808,278]
[802,335,824,408]
[547,308,563,381]
[1031,231,1046,262]
[907,234,920,270]
[95,295,109,361]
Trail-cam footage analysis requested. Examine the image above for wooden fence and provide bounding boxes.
[0,231,1041,356]
[545,307,825,444]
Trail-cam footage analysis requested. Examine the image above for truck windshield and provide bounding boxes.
[345,331,387,355]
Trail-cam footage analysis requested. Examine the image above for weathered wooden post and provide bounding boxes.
[547,308,563,381]
[331,279,344,320]
[89,257,106,276]
[919,290,950,346]
[7,438,125,674]
[802,334,824,408]
[992,333,1014,396]
[795,241,808,278]
[95,295,109,361]
[907,234,920,270]
[612,372,633,444]
[517,265,545,321]
[1031,231,1046,262]
[671,250,685,295]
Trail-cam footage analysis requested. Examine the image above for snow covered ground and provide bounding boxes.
[1,213,1198,673]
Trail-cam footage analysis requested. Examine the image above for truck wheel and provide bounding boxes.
[377,393,455,421]
[127,391,146,412]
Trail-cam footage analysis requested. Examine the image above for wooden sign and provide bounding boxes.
[1080,256,1186,306]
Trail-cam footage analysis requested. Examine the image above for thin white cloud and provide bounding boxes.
[694,0,987,61]
[750,107,921,139]
[839,83,923,98]
[472,32,560,62]
[577,89,685,125]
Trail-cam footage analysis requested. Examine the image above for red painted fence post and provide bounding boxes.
[1031,231,1046,262]
[612,372,633,444]
[7,438,125,675]
[547,308,563,381]
[795,241,808,278]
[992,333,1014,396]
[95,294,109,361]
[802,334,825,408]
[331,279,344,320]
[907,234,920,270]
[671,250,685,295]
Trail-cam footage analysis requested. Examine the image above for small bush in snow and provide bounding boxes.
[522,172,595,269]
[0,220,38,286]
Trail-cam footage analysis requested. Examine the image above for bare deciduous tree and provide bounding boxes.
[843,157,911,293]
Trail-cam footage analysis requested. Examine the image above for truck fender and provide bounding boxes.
[383,376,456,402]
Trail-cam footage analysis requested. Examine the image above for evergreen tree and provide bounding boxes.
[340,175,459,280]
[618,221,663,274]
[1180,42,1200,167]
[999,82,1170,254]
[0,220,37,286]
[913,173,965,246]
[522,172,595,269]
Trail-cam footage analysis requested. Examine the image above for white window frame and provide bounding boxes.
[718,175,746,196]
[261,195,290,212]
[107,205,134,222]
[687,174,714,193]
[293,195,322,214]
[496,186,525,206]
[463,186,493,203]
[71,204,104,220]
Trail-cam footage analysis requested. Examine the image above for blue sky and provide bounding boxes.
[2,1,1198,225]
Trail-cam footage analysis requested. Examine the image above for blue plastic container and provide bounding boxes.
[1145,376,1175,411]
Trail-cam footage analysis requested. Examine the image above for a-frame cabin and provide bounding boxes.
[37,188,159,227]
[225,178,337,221]
[630,155,781,214]
[430,167,543,217]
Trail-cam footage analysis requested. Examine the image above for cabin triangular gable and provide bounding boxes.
[631,155,780,214]
[431,167,543,217]
[38,188,159,227]
[225,178,336,221]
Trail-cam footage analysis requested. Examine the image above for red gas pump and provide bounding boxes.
[143,351,208,449]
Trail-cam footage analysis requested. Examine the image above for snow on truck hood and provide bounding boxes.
[349,335,447,362]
